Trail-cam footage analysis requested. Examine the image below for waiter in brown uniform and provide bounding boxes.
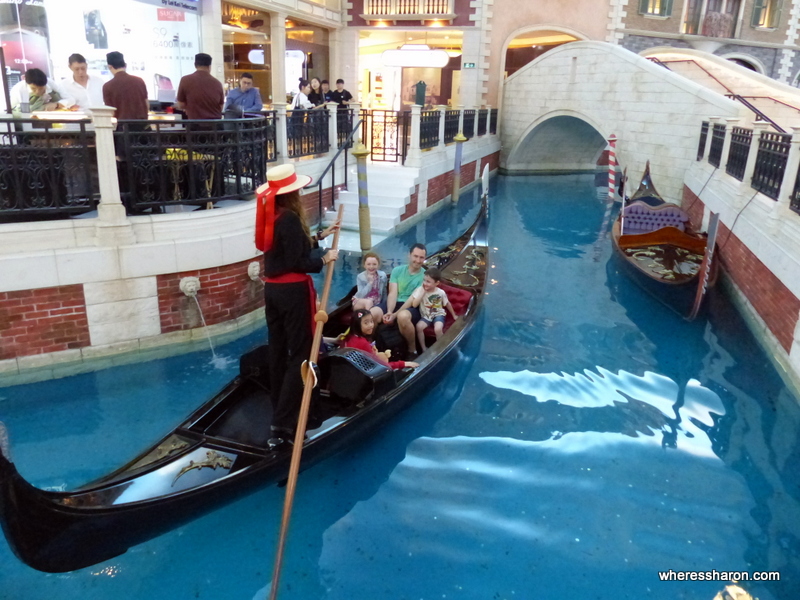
[102,51,148,125]
[175,53,224,120]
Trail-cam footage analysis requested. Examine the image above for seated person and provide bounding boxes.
[352,251,388,321]
[383,243,427,356]
[10,68,75,115]
[343,309,418,370]
[223,72,263,117]
[408,267,459,352]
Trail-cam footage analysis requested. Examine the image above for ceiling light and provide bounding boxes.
[446,49,462,57]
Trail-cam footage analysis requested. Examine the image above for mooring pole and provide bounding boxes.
[451,131,467,205]
[352,142,372,252]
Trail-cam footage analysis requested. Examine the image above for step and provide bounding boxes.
[324,210,398,233]
[337,190,410,209]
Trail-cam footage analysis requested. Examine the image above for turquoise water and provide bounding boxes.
[1,175,798,600]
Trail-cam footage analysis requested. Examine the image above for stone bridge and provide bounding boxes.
[500,41,747,200]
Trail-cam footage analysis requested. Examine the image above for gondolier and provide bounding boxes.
[256,164,339,446]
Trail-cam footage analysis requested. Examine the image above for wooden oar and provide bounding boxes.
[267,204,344,600]
[686,211,720,322]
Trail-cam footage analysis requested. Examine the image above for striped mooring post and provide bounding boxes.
[351,143,372,252]
[607,134,617,200]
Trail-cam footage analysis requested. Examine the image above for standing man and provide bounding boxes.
[61,53,105,111]
[328,78,352,108]
[383,243,427,356]
[321,79,332,103]
[223,72,262,117]
[175,53,224,120]
[102,51,148,123]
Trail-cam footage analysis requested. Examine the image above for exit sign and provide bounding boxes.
[463,62,476,68]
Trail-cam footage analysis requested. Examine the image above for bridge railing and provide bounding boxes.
[697,120,800,215]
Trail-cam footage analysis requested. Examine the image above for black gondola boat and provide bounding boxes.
[611,162,720,320]
[0,197,489,574]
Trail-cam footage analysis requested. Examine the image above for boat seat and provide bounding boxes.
[622,201,688,233]
[318,347,395,406]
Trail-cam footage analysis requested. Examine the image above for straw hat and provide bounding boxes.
[257,163,312,196]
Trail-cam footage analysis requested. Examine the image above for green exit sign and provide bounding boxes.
[463,62,476,68]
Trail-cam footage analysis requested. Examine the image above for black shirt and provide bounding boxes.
[307,90,325,106]
[329,89,353,109]
[263,211,324,277]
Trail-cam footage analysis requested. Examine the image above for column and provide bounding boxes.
[720,117,740,173]
[200,0,224,84]
[458,30,482,109]
[274,102,290,165]
[349,102,362,145]
[704,116,720,162]
[472,106,480,138]
[484,104,492,135]
[327,102,339,156]
[269,11,287,106]
[437,106,447,150]
[91,107,135,246]
[406,105,422,168]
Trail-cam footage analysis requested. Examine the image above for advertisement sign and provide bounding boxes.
[0,0,51,82]
[134,0,201,14]
[44,0,201,100]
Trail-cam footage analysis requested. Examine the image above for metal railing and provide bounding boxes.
[477,109,488,136]
[697,121,709,161]
[337,109,354,149]
[490,109,499,134]
[114,116,271,212]
[0,118,98,222]
[364,0,453,16]
[311,118,363,228]
[443,109,460,144]
[462,110,476,139]
[287,108,330,158]
[361,109,410,163]
[708,123,726,168]
[420,110,440,149]
[725,127,751,181]
[725,94,785,133]
[752,131,790,200]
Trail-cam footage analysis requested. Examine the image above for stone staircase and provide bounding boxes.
[323,163,420,250]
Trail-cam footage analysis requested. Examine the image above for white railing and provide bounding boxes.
[364,0,454,17]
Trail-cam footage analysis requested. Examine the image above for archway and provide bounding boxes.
[503,28,581,78]
[505,114,607,173]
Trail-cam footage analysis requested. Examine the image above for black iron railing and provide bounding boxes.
[708,123,726,168]
[444,109,460,144]
[361,110,410,163]
[0,118,98,222]
[337,109,355,149]
[725,127,751,181]
[752,131,790,200]
[477,109,488,136]
[287,108,329,158]
[420,110,440,149]
[791,165,800,215]
[697,121,709,161]
[490,108,499,134]
[462,110,476,139]
[115,117,270,212]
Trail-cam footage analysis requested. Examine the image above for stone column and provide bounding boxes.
[739,120,769,208]
[91,107,135,245]
[720,117,740,173]
[349,102,362,145]
[459,30,482,108]
[704,116,720,161]
[484,104,493,135]
[273,102,289,165]
[437,105,448,150]
[327,102,339,156]
[200,0,224,84]
[775,126,800,213]
[269,11,287,105]
[406,105,422,168]
[472,106,480,138]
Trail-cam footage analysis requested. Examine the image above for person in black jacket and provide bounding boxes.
[255,164,339,445]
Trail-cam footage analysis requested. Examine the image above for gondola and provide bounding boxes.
[0,197,489,574]
[611,162,719,320]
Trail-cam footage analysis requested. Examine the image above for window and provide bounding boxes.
[639,0,673,16]
[752,0,782,28]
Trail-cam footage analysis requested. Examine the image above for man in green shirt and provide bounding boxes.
[383,243,427,355]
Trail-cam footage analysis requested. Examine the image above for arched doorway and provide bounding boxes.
[504,29,580,78]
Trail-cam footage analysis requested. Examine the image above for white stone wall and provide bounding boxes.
[501,41,747,202]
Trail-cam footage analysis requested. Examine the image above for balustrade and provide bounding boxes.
[725,127,751,181]
[697,122,709,161]
[420,110,440,149]
[708,123,726,168]
[752,131,790,200]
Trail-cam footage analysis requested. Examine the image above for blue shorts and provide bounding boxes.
[419,315,446,327]
[393,301,421,325]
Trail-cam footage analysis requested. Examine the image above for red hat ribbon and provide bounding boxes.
[255,172,299,252]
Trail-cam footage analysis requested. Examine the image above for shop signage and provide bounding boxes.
[158,8,185,21]
[135,0,201,14]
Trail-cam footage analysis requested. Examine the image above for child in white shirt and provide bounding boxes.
[410,267,458,351]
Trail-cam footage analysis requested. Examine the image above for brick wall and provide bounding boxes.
[158,258,264,334]
[427,170,455,206]
[301,184,342,224]
[401,185,420,222]
[0,285,90,360]
[682,185,800,352]
[481,151,501,173]
[462,160,477,186]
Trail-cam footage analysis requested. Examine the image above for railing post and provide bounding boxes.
[720,117,740,172]
[457,105,464,138]
[437,105,447,150]
[742,121,768,186]
[91,107,135,245]
[273,102,289,165]
[452,132,467,205]
[327,102,338,154]
[775,126,800,213]
[406,105,422,168]
[472,106,480,138]
[704,116,720,162]
[349,102,362,145]
[484,104,492,135]
[352,143,373,252]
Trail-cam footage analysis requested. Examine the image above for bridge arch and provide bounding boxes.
[501,25,585,79]
[505,110,608,172]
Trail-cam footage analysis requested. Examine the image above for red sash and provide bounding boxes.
[263,273,317,338]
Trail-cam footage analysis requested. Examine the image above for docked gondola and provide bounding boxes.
[611,162,719,320]
[0,197,489,574]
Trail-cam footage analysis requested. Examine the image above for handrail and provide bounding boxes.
[655,59,734,94]
[647,57,671,70]
[310,116,364,232]
[731,95,800,115]
[725,94,785,133]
